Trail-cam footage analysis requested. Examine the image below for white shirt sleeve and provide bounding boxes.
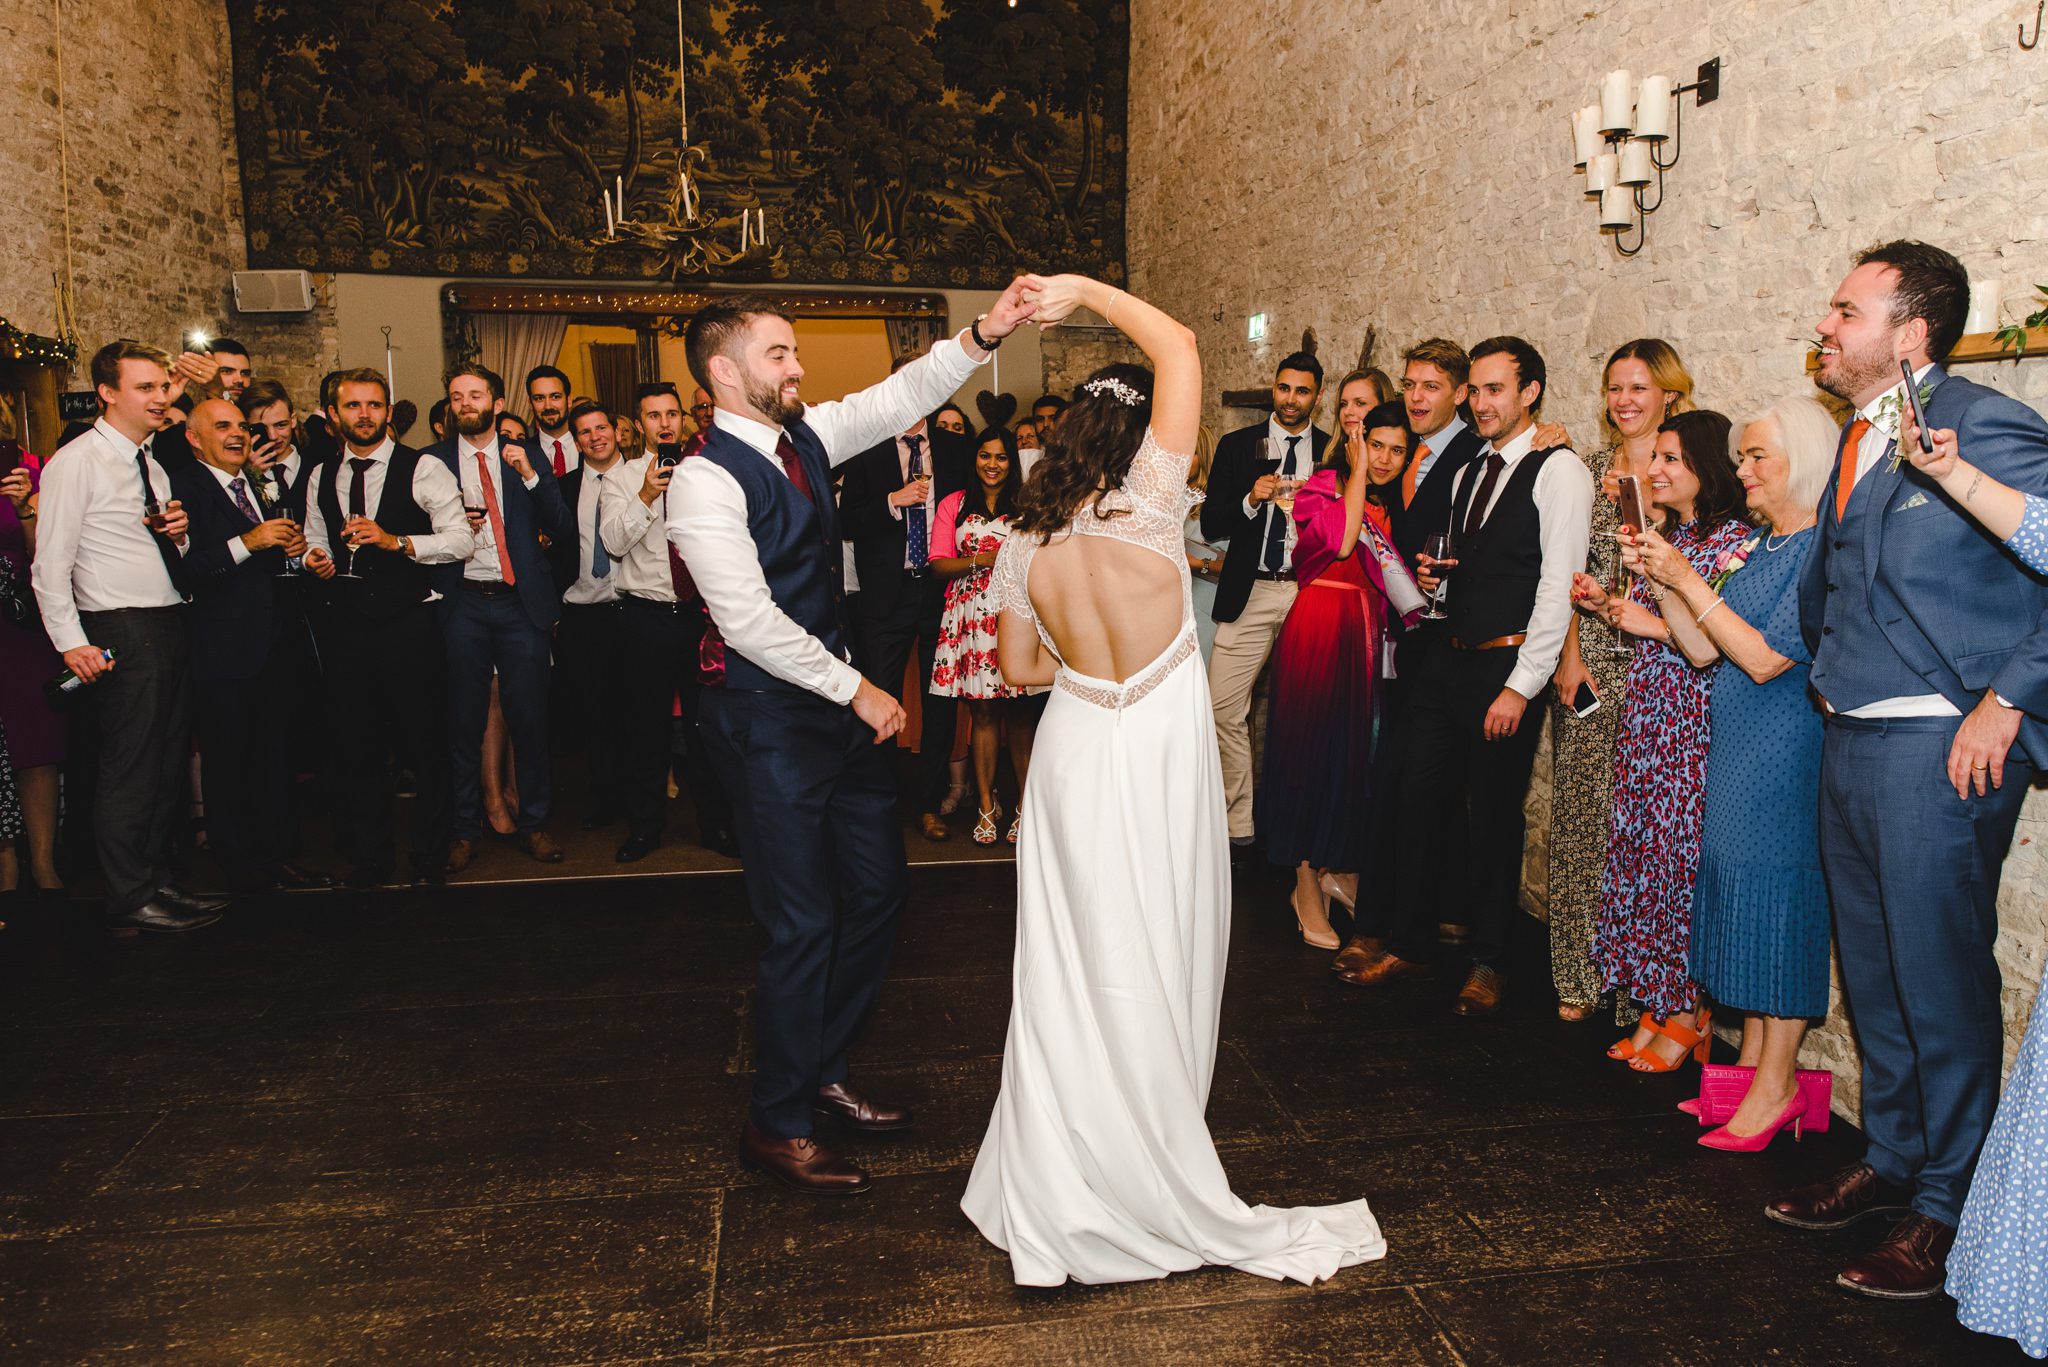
[1506,451,1596,700]
[668,457,863,705]
[228,537,252,566]
[29,446,89,653]
[800,332,984,464]
[304,466,335,560]
[600,457,658,556]
[408,456,477,564]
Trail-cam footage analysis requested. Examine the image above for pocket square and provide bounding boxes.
[1895,491,1930,512]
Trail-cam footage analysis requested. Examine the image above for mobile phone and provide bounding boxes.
[656,442,683,470]
[0,441,19,481]
[1899,359,1933,453]
[1615,474,1651,533]
[1570,681,1600,718]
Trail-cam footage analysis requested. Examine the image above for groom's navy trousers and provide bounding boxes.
[702,684,908,1138]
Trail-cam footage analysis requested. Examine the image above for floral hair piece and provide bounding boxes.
[1081,376,1143,407]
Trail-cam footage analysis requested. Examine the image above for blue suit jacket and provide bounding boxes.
[422,436,575,630]
[169,461,284,683]
[1799,365,2048,766]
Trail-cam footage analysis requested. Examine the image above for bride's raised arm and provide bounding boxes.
[1023,275,1200,457]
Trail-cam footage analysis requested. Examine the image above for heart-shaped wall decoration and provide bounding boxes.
[974,390,1019,432]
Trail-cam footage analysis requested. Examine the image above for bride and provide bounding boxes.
[959,273,1386,1287]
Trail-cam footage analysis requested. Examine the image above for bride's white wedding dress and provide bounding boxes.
[960,427,1386,1287]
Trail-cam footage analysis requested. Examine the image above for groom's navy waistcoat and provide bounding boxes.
[695,419,848,694]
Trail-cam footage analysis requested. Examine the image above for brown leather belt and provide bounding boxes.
[1252,568,1296,582]
[1450,632,1527,651]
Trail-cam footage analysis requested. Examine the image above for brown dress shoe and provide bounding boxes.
[811,1081,913,1132]
[1454,965,1505,1016]
[443,838,475,875]
[1341,950,1433,987]
[1836,1212,1955,1299]
[1765,1161,1913,1231]
[919,812,950,842]
[519,831,566,863]
[738,1120,871,1195]
[1329,935,1385,976]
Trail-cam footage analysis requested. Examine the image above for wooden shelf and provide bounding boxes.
[1949,326,2048,364]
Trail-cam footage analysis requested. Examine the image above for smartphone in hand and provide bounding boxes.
[1570,680,1600,718]
[1899,359,1933,453]
[1615,474,1651,533]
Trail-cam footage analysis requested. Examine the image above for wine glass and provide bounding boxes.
[1600,530,1632,655]
[1420,532,1455,620]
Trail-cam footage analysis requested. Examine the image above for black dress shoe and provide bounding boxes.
[700,827,741,859]
[615,834,660,864]
[263,863,336,891]
[156,886,230,915]
[110,900,224,933]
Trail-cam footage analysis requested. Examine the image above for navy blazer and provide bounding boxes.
[422,436,575,630]
[837,427,973,616]
[1799,365,2048,766]
[1199,419,1331,624]
[169,461,285,683]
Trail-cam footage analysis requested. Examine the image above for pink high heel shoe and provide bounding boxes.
[1698,1093,1806,1151]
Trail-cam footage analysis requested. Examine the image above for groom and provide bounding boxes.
[671,282,1035,1194]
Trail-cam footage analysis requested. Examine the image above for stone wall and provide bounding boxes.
[1,0,336,411]
[1128,0,2048,1111]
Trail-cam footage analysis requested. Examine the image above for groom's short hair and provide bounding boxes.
[686,295,793,391]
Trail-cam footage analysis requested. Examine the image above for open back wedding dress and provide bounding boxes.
[960,427,1387,1287]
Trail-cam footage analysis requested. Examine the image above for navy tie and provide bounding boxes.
[1262,435,1301,572]
[589,472,611,577]
[904,434,929,571]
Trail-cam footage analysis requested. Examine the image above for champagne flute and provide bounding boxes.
[1420,532,1455,621]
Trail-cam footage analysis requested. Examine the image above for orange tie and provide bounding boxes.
[475,451,516,586]
[1834,418,1872,523]
[1402,442,1430,509]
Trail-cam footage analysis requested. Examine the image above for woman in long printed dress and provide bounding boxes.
[1571,410,1751,1072]
[929,428,1035,844]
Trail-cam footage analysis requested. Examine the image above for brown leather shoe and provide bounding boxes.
[737,1120,871,1195]
[1341,950,1433,987]
[1330,935,1385,976]
[519,831,566,864]
[443,838,475,875]
[1836,1212,1956,1299]
[1765,1162,1913,1231]
[811,1081,913,1132]
[919,812,950,842]
[1453,965,1505,1016]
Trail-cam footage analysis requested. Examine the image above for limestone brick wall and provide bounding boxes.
[1128,0,2048,1111]
[1,0,336,411]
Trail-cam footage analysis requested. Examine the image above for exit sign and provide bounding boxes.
[1247,312,1267,342]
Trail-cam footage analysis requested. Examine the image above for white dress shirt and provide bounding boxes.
[1411,414,1467,485]
[33,417,188,652]
[599,454,680,601]
[564,463,619,605]
[456,433,540,582]
[537,428,581,477]
[302,437,474,574]
[1449,423,1595,700]
[1839,363,1958,719]
[1240,416,1315,571]
[670,331,985,704]
[201,461,263,566]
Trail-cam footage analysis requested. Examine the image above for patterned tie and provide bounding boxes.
[1262,434,1301,571]
[903,433,928,570]
[228,475,261,527]
[551,438,567,478]
[589,471,611,578]
[1462,452,1506,540]
[1834,418,1873,523]
[1402,441,1430,509]
[473,451,516,585]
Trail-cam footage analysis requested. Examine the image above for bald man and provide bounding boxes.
[170,400,332,891]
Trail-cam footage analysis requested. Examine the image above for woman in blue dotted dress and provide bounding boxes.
[1625,397,1840,1149]
[1895,413,2048,1357]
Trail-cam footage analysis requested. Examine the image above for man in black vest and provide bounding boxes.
[670,283,1034,1196]
[1352,337,1592,1015]
[302,368,474,888]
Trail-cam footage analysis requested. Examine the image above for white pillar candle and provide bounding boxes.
[1600,68,1635,133]
[1573,104,1601,167]
[603,189,615,236]
[1635,74,1673,139]
[1966,277,2001,335]
[1586,150,1618,196]
[1600,184,1635,229]
[1617,137,1655,186]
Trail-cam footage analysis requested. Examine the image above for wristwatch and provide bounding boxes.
[970,314,1002,352]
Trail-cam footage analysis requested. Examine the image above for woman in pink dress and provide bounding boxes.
[929,428,1035,844]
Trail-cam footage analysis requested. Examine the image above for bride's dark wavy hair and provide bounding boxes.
[1013,363,1154,538]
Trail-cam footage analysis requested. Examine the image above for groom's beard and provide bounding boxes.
[746,373,805,427]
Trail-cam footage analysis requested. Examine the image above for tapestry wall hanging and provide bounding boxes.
[227,0,1129,290]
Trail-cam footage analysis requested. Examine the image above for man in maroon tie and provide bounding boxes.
[525,365,578,479]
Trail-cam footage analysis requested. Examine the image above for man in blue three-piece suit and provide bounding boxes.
[1771,241,2048,1299]
[668,282,1037,1195]
[425,363,576,871]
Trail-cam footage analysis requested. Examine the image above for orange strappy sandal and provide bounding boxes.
[1607,1012,1653,1062]
[1627,1007,1713,1074]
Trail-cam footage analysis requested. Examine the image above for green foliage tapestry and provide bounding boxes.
[227,0,1129,289]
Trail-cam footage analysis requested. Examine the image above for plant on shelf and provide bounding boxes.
[1994,284,2048,358]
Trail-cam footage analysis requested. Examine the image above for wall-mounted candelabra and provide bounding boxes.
[1572,59,1722,258]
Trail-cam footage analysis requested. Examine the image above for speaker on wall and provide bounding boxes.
[231,269,316,314]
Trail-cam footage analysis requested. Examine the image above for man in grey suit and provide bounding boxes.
[1773,241,2048,1299]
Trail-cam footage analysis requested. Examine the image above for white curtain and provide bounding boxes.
[473,312,570,422]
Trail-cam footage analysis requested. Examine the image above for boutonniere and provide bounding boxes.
[1871,381,1937,472]
[1706,535,1761,593]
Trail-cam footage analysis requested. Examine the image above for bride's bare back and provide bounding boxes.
[1028,527,1185,683]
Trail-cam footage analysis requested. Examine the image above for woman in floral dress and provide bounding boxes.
[930,428,1036,844]
[1571,410,1751,1072]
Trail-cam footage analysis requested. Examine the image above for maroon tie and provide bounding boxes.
[776,433,815,503]
[1462,452,1505,540]
[551,438,566,477]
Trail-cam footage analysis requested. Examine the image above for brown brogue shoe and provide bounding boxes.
[1836,1212,1955,1299]
[919,812,950,842]
[812,1082,913,1132]
[1341,950,1433,988]
[1330,935,1385,976]
[443,838,475,875]
[1765,1162,1913,1231]
[1453,965,1505,1016]
[519,831,566,864]
[737,1121,872,1195]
